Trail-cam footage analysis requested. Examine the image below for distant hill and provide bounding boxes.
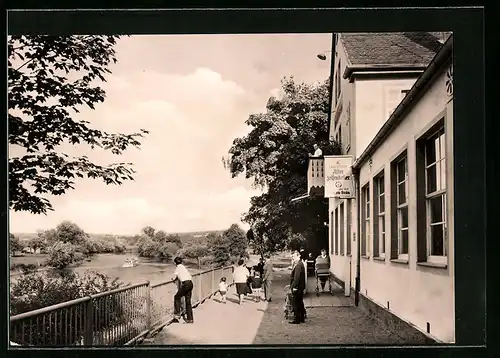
[11,229,226,245]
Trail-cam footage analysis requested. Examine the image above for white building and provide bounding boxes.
[306,32,454,343]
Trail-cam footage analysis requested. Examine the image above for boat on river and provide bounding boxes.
[122,258,139,268]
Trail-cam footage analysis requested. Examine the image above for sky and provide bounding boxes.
[9,33,332,235]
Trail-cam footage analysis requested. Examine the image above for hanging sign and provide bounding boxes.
[324,155,355,198]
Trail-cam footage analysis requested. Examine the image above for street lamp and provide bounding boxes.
[317,50,332,61]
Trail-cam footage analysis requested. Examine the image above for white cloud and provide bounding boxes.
[9,65,258,234]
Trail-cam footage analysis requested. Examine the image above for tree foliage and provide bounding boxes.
[226,77,340,253]
[222,223,248,257]
[136,227,183,262]
[53,220,88,245]
[45,242,78,269]
[28,235,47,253]
[10,233,24,256]
[210,234,231,267]
[177,243,211,260]
[8,35,149,215]
[10,270,124,345]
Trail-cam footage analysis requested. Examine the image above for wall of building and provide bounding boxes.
[328,198,354,287]
[330,36,355,156]
[354,77,418,158]
[357,66,454,343]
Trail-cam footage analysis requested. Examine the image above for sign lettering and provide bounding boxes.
[324,155,355,199]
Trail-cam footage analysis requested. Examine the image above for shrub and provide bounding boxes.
[10,263,39,273]
[177,243,211,259]
[157,242,180,262]
[198,255,215,267]
[10,270,125,345]
[45,242,77,269]
[137,237,159,258]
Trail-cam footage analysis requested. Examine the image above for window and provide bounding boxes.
[394,156,409,260]
[346,200,352,255]
[373,173,386,258]
[334,207,339,255]
[361,184,370,257]
[416,121,447,265]
[330,211,334,254]
[340,202,345,255]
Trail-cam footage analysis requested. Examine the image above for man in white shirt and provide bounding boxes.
[310,144,323,157]
[171,257,194,323]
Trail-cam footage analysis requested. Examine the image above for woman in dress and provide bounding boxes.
[233,259,250,304]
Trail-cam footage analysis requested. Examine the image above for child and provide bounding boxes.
[251,272,263,302]
[219,277,228,303]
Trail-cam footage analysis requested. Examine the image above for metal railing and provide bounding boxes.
[10,265,234,347]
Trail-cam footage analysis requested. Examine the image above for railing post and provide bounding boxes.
[84,298,93,346]
[145,281,151,331]
[211,266,215,294]
[198,274,202,302]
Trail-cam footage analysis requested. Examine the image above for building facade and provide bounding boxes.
[306,32,454,342]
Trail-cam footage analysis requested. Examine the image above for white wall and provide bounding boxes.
[354,78,417,157]
[357,66,454,343]
[329,198,353,285]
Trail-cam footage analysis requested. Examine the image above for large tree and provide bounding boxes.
[226,77,341,253]
[8,35,148,215]
[222,223,248,257]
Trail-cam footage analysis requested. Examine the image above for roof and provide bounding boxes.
[352,34,453,170]
[340,32,447,67]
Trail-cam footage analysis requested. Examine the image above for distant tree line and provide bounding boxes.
[10,221,128,271]
[135,223,249,268]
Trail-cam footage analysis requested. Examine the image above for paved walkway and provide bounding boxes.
[147,268,428,345]
[148,284,268,345]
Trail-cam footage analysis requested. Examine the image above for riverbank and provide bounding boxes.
[9,253,205,286]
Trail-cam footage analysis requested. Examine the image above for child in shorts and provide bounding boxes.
[219,277,228,303]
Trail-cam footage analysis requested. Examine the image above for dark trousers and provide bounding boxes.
[174,280,193,321]
[291,290,306,322]
[263,280,272,300]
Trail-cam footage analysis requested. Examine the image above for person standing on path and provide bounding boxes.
[254,257,265,277]
[262,254,274,302]
[299,248,308,295]
[172,257,194,323]
[290,251,306,324]
[233,259,250,305]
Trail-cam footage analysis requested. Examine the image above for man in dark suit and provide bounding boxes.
[290,250,306,324]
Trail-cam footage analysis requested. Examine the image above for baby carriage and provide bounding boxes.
[315,256,332,296]
[283,285,307,321]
